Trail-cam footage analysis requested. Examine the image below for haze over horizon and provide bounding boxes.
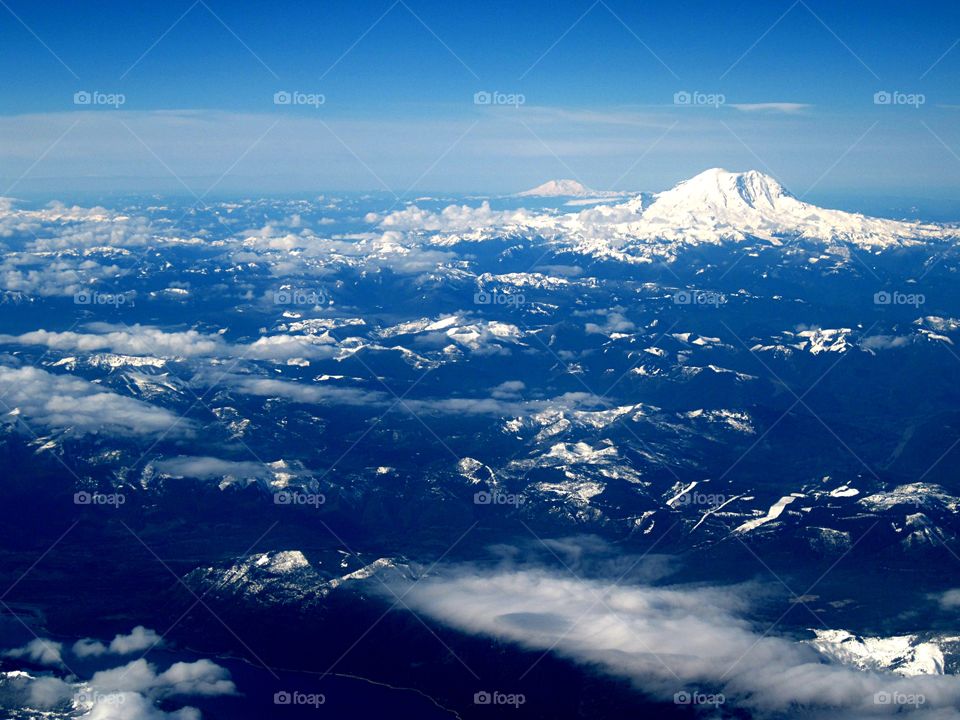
[0,0,958,212]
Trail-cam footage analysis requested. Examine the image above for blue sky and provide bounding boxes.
[1,0,959,208]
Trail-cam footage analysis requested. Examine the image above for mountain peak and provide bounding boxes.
[605,168,942,248]
[658,168,792,212]
[517,179,597,198]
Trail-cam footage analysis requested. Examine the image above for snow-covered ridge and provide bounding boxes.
[516,179,605,198]
[808,629,952,676]
[632,168,942,247]
[381,168,956,259]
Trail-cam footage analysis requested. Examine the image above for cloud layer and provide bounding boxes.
[396,563,960,718]
[0,365,189,437]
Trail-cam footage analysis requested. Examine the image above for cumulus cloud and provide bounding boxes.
[90,658,236,698]
[379,201,538,233]
[0,254,124,297]
[584,309,635,335]
[491,380,525,399]
[26,676,73,706]
[393,562,960,718]
[0,326,224,357]
[3,627,232,719]
[73,637,109,658]
[861,334,913,351]
[72,625,169,658]
[86,692,201,720]
[236,226,458,276]
[109,626,165,655]
[74,627,165,658]
[0,365,190,437]
[0,324,336,362]
[936,589,960,610]
[3,638,64,666]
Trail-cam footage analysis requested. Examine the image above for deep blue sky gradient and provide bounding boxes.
[1,0,958,206]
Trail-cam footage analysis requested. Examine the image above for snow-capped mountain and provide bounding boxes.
[398,169,956,262]
[516,179,605,197]
[626,168,945,247]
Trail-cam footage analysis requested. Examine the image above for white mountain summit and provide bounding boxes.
[384,168,956,262]
[516,179,602,197]
[628,168,945,247]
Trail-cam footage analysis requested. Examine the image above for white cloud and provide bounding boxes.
[86,691,201,720]
[396,564,960,718]
[937,589,960,610]
[491,380,525,399]
[731,103,812,114]
[0,254,124,298]
[0,326,224,357]
[862,334,913,351]
[379,201,538,233]
[584,309,635,335]
[3,629,231,719]
[0,324,337,362]
[73,637,109,658]
[3,638,64,666]
[154,456,269,481]
[0,365,190,437]
[220,371,604,418]
[26,676,73,707]
[91,658,236,698]
[109,626,165,655]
